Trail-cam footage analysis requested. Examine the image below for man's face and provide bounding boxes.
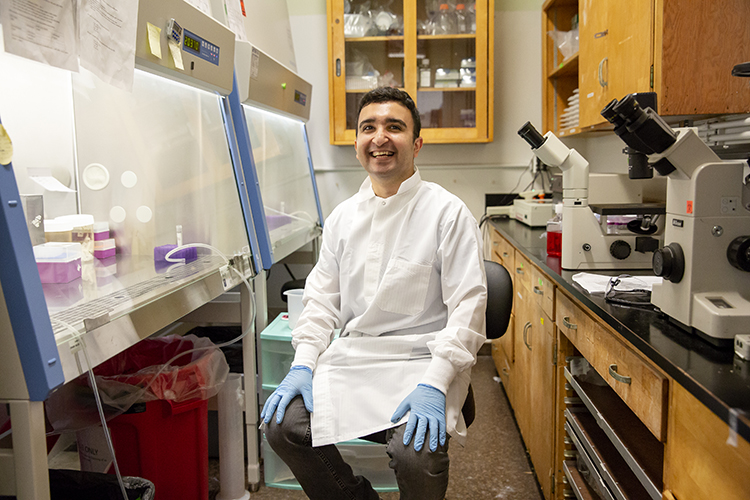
[354,101,423,191]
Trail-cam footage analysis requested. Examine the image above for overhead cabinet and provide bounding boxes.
[543,0,750,136]
[327,0,494,144]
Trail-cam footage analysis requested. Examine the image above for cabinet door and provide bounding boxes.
[415,0,491,143]
[526,305,557,500]
[606,0,653,107]
[665,384,750,500]
[578,0,611,128]
[512,287,532,431]
[579,0,653,128]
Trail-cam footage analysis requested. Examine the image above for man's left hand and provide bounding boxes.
[390,383,446,452]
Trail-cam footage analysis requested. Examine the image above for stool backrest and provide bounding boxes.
[484,260,513,339]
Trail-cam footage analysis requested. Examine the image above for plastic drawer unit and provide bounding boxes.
[260,313,296,402]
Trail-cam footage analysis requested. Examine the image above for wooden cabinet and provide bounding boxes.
[490,240,557,499]
[327,0,494,144]
[492,223,750,500]
[542,0,750,136]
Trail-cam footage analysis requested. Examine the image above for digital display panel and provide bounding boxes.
[184,34,200,53]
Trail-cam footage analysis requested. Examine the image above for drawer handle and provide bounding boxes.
[493,241,499,246]
[516,267,524,275]
[502,367,510,376]
[562,316,578,330]
[533,286,544,295]
[523,322,532,350]
[502,252,509,257]
[609,364,632,385]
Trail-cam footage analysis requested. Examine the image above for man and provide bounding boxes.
[262,87,487,500]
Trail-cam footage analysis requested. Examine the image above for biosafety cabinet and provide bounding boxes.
[0,1,268,497]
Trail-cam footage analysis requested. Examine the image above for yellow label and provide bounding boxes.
[147,23,162,59]
[0,124,13,165]
[540,317,544,325]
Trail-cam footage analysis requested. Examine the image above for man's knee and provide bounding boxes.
[265,396,311,450]
[386,427,450,476]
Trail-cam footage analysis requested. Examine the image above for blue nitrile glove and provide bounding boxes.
[390,383,446,452]
[261,366,314,424]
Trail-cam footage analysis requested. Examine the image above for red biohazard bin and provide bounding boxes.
[93,335,227,500]
[108,398,208,500]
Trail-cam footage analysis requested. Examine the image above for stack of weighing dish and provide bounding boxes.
[559,89,579,130]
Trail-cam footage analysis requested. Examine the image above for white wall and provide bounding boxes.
[288,0,547,220]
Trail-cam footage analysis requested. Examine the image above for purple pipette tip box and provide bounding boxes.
[154,244,198,262]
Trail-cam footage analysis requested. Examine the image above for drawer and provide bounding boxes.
[490,229,515,286]
[513,251,533,293]
[530,265,555,320]
[556,291,668,442]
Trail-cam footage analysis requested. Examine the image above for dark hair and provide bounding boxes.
[356,87,421,140]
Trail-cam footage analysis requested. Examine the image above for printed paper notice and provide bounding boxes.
[184,0,212,16]
[0,0,78,71]
[79,0,139,92]
[224,0,248,41]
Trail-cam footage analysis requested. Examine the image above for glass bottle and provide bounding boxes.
[420,58,431,88]
[435,3,456,35]
[455,3,468,34]
[546,204,563,257]
[468,3,476,33]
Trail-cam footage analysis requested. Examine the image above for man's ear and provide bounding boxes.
[413,137,424,158]
[354,139,359,159]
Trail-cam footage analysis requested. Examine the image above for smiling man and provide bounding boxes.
[262,87,487,500]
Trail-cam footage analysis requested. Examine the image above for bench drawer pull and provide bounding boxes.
[609,364,632,385]
[562,316,578,330]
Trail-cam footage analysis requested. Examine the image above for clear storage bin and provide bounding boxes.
[262,435,398,492]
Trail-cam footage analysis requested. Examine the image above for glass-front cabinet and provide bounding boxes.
[328,0,494,144]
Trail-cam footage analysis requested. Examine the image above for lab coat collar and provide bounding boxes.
[356,167,422,202]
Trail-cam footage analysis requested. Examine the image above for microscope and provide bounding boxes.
[602,94,750,346]
[517,121,664,271]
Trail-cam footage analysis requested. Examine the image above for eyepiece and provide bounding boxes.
[518,121,546,149]
[600,99,624,126]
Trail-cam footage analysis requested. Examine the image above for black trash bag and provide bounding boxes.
[49,469,155,500]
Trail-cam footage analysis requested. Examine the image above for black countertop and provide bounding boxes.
[490,218,750,443]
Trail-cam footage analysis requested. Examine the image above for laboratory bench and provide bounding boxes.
[487,218,750,500]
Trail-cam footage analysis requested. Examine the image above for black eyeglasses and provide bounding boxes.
[604,274,652,307]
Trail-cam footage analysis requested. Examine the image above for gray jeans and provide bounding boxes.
[265,396,450,500]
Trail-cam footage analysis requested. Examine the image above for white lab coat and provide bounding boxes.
[291,170,487,447]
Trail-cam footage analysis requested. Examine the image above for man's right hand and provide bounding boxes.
[261,365,314,424]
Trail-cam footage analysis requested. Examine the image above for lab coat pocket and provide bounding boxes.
[375,259,432,316]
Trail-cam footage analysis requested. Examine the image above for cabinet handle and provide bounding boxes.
[533,286,544,295]
[493,241,499,246]
[562,316,578,330]
[502,367,510,376]
[609,364,632,385]
[598,57,608,87]
[502,252,509,257]
[516,267,524,275]
[523,322,532,350]
[336,58,341,77]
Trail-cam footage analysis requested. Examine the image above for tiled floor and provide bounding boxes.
[210,354,544,500]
